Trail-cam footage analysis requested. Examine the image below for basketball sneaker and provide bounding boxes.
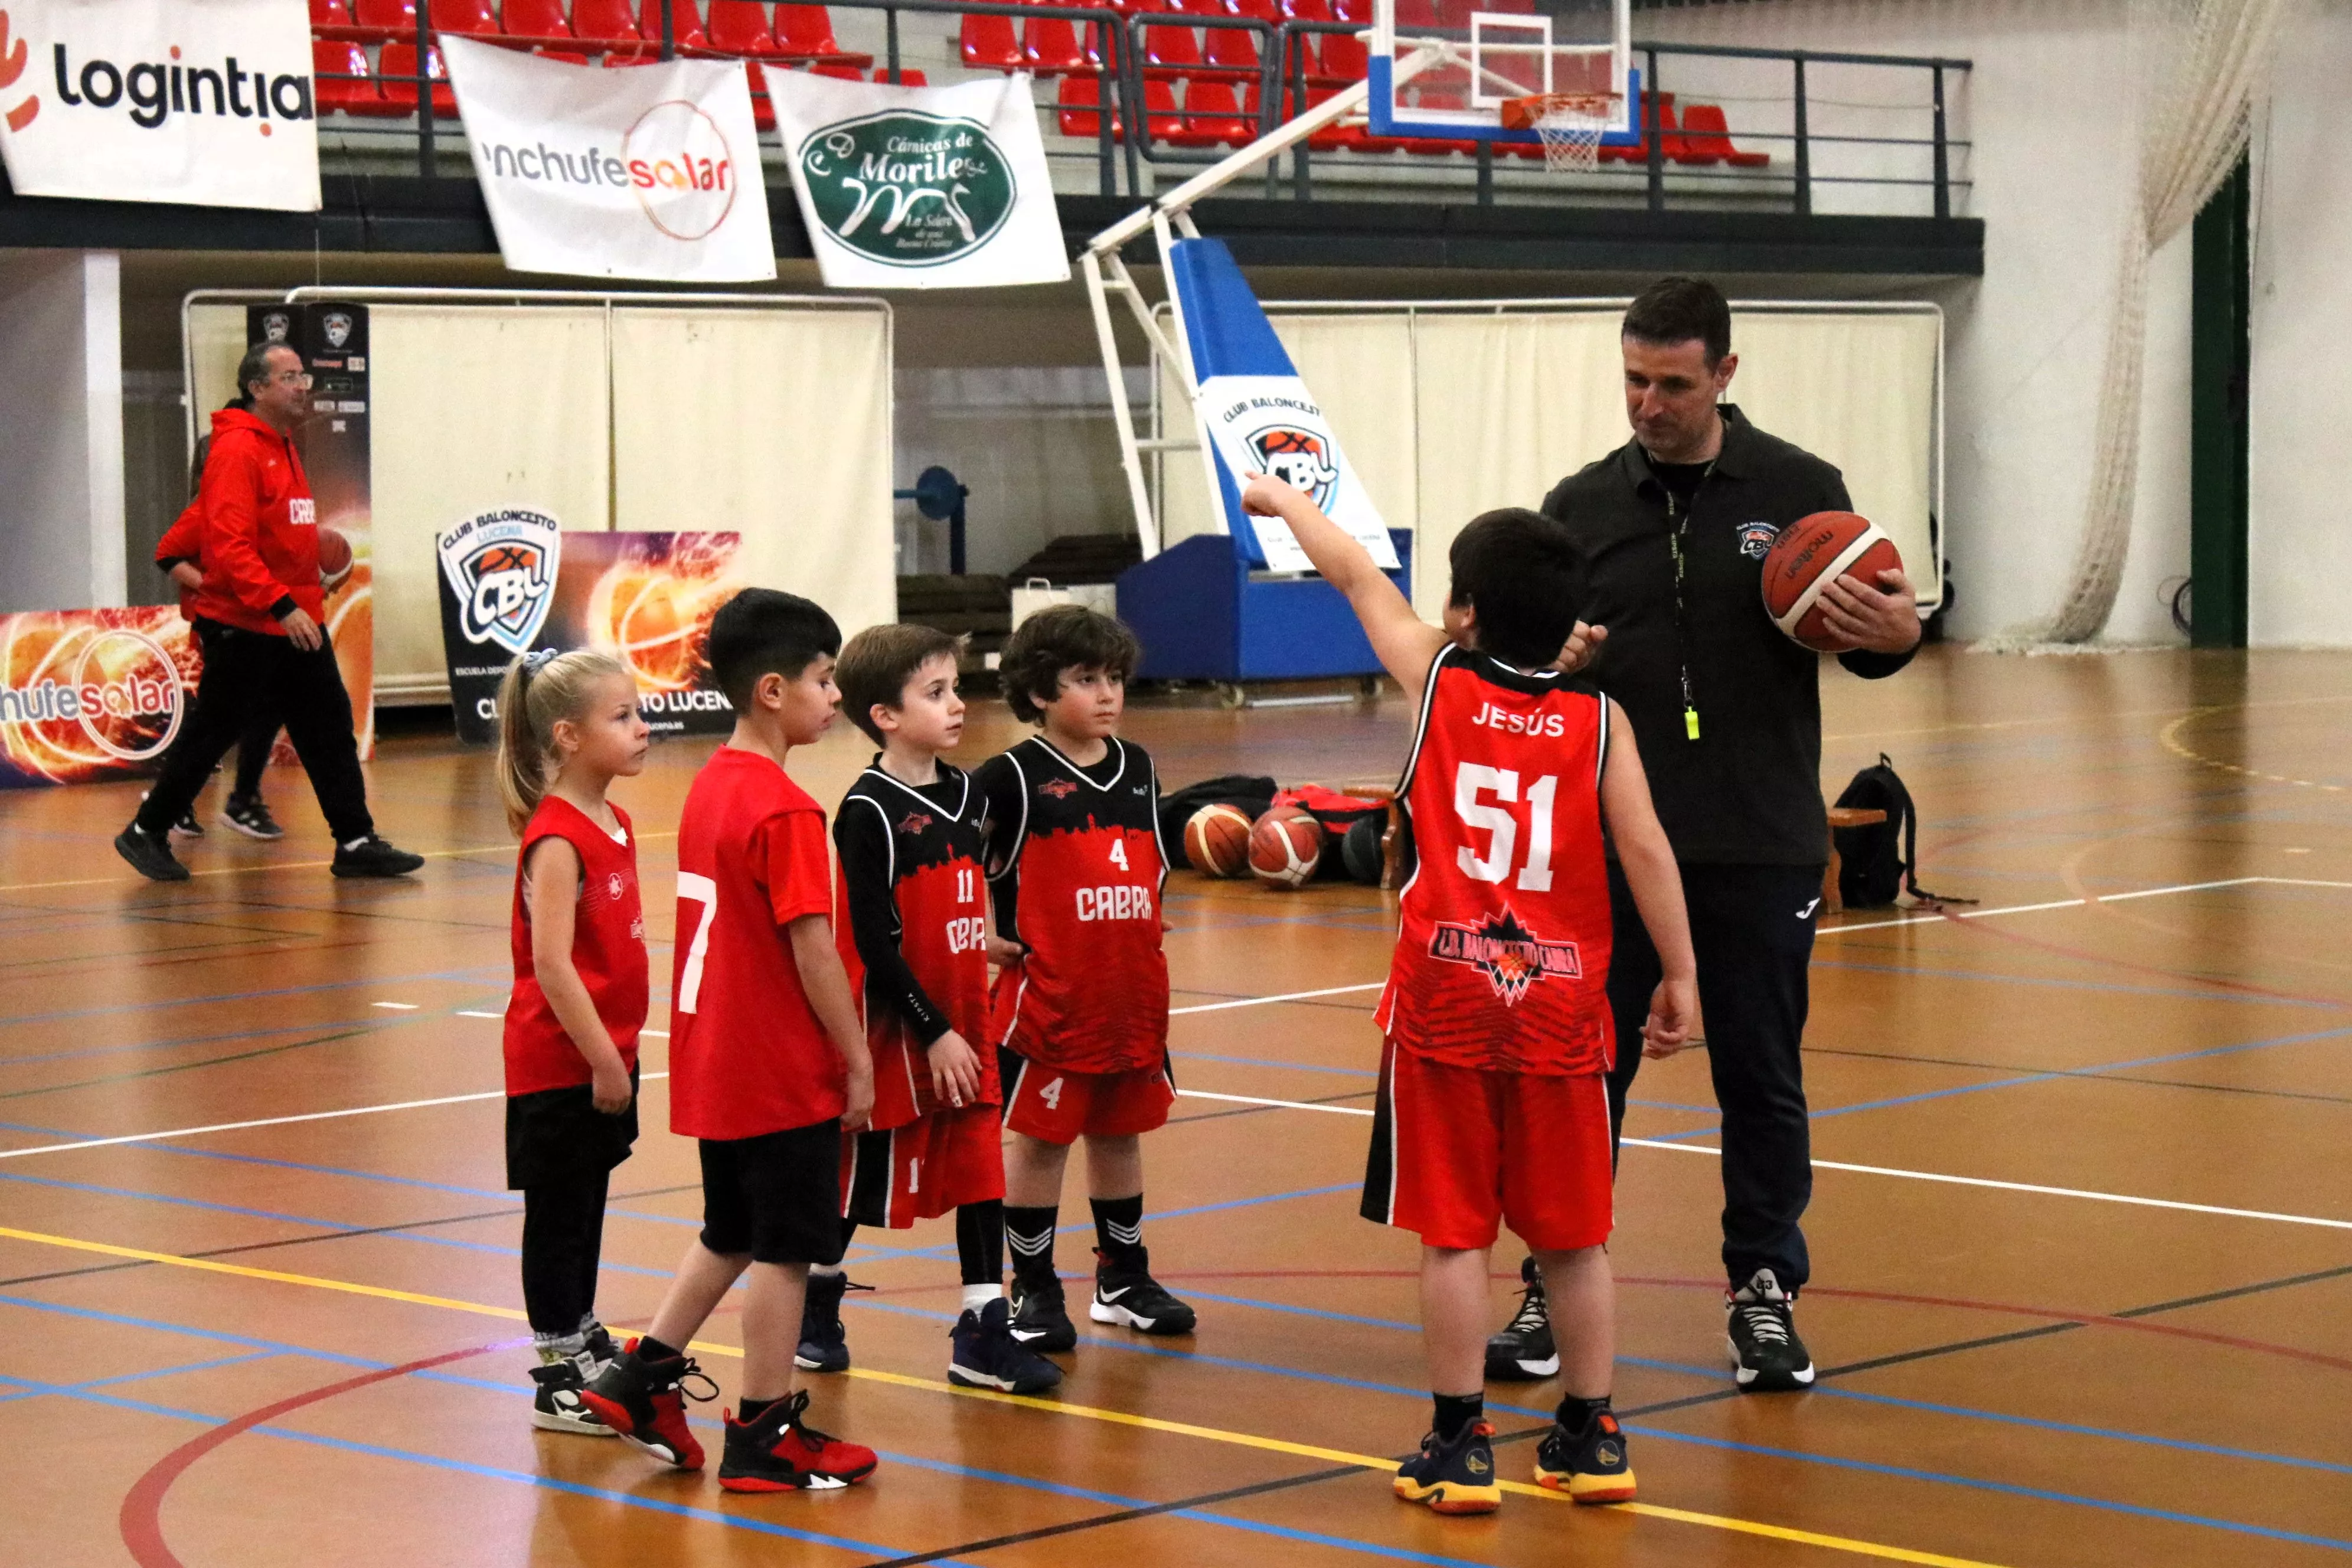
[1392,1419,1502,1515]
[1485,1256,1559,1381]
[1532,1404,1637,1503]
[528,1358,613,1437]
[1727,1268,1815,1391]
[578,1338,716,1469]
[1007,1274,1078,1353]
[717,1389,878,1493]
[331,835,426,878]
[796,1270,865,1373]
[114,824,190,883]
[143,792,205,838]
[1089,1248,1197,1336]
[949,1296,1065,1394]
[220,793,285,840]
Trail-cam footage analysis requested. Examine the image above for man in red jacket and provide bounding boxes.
[116,342,424,883]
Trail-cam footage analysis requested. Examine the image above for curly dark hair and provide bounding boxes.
[998,604,1141,724]
[836,622,963,745]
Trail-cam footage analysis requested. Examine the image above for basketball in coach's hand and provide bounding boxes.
[1759,511,1903,652]
[1184,803,1254,878]
[1249,805,1323,890]
[317,528,354,586]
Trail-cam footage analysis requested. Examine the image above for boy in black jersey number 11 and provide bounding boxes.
[975,606,1198,1354]
[1241,473,1699,1518]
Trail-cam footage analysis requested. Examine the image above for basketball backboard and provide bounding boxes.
[1368,0,1638,148]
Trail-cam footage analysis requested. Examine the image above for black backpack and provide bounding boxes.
[1831,754,1968,908]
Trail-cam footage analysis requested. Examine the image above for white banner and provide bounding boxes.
[0,0,319,210]
[1197,374,1399,574]
[443,37,775,283]
[771,70,1069,290]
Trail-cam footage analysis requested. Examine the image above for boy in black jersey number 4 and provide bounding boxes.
[822,624,1064,1396]
[976,606,1198,1352]
[1242,473,1700,1517]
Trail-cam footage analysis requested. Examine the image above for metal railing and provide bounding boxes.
[311,1,1970,215]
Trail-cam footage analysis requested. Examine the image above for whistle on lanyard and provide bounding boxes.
[1684,706,1701,741]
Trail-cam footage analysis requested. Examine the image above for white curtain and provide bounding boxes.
[2045,0,2290,642]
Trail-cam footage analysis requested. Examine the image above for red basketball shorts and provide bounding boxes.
[841,1103,1006,1227]
[1360,1040,1613,1252]
[1000,1051,1175,1144]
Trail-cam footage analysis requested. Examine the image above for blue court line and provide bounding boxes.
[1811,955,2345,1011]
[0,1349,279,1405]
[865,1183,1357,1264]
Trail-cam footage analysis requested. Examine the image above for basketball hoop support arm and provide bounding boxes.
[1082,44,1446,561]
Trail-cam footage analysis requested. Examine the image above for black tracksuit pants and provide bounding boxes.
[521,1173,610,1335]
[1603,861,1821,1292]
[133,618,373,844]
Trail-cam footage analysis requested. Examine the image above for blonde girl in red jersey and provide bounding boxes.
[496,649,652,1436]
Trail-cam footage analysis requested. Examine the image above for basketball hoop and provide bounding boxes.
[1500,91,1618,175]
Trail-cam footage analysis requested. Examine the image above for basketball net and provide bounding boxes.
[1502,91,1618,175]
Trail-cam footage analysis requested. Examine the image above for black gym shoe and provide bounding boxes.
[796,1270,867,1373]
[1485,1256,1559,1381]
[528,1358,614,1437]
[717,1389,877,1493]
[331,834,425,878]
[1090,1248,1197,1336]
[220,793,285,840]
[115,824,190,882]
[949,1296,1065,1394]
[1533,1404,1636,1503]
[580,1319,619,1373]
[1392,1419,1501,1514]
[1007,1274,1077,1353]
[1727,1268,1815,1391]
[578,1340,717,1469]
[143,792,204,838]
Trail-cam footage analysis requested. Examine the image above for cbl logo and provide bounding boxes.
[438,508,562,655]
[1246,424,1341,512]
[799,110,1013,267]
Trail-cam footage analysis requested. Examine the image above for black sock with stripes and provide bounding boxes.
[1090,1193,1146,1272]
[1005,1204,1058,1288]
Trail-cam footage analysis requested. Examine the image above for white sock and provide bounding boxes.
[811,1263,845,1279]
[961,1284,999,1314]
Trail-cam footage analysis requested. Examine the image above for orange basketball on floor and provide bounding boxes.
[1759,511,1904,652]
[1184,803,1254,878]
[1249,805,1323,890]
[316,528,353,583]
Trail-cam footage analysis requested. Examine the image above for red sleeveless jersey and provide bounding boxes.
[834,763,997,1131]
[504,796,649,1097]
[1375,646,1616,1076]
[978,737,1170,1073]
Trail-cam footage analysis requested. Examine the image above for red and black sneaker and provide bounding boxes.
[578,1338,716,1470]
[718,1389,878,1493]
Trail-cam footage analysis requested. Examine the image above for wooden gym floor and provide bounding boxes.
[4,645,2350,1568]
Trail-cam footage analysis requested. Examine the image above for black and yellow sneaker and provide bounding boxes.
[1533,1406,1636,1503]
[1392,1420,1502,1515]
[1485,1256,1559,1381]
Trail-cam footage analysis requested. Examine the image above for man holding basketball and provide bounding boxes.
[1487,277,1919,1393]
[115,341,423,884]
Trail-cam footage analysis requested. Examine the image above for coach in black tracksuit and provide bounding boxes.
[1514,278,1921,1393]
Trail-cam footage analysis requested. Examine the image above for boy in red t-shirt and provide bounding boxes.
[582,589,880,1494]
[1242,473,1698,1517]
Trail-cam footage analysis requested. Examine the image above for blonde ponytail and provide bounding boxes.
[494,649,632,835]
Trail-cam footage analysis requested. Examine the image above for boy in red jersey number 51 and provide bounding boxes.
[1241,473,1698,1518]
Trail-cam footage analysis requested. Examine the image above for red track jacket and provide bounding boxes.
[187,409,322,636]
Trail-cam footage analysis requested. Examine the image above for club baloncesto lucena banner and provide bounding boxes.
[0,0,320,209]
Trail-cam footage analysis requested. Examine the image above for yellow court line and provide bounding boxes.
[0,1224,2011,1568]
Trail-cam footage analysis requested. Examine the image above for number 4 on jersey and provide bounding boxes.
[1108,838,1129,871]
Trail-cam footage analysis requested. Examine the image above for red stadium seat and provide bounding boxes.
[1142,17,1201,76]
[503,0,572,39]
[1315,28,1367,81]
[535,47,593,61]
[1021,13,1097,73]
[875,65,927,83]
[814,61,862,77]
[635,0,707,49]
[570,0,639,40]
[1202,18,1257,74]
[431,0,500,35]
[745,61,777,128]
[1141,78,1180,139]
[310,40,386,115]
[1678,102,1769,166]
[1172,79,1252,145]
[960,13,1024,69]
[1056,72,1120,138]
[707,0,778,54]
[1299,84,1359,149]
[311,0,356,28]
[775,5,856,59]
[352,0,416,39]
[605,50,659,62]
[377,43,459,115]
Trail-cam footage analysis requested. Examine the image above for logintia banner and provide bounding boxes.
[770,69,1070,290]
[442,37,776,283]
[0,0,320,210]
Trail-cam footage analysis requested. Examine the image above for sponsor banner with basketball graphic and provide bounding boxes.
[770,70,1069,290]
[0,0,321,210]
[442,37,775,283]
[436,515,743,743]
[1167,238,1397,574]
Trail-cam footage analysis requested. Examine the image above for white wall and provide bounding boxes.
[2247,0,2352,646]
[0,250,126,613]
[1643,0,2196,645]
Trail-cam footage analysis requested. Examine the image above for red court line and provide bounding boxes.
[120,1339,517,1568]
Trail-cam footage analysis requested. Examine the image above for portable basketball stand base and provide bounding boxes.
[1081,51,1445,689]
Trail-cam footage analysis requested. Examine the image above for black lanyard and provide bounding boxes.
[1660,463,1714,742]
